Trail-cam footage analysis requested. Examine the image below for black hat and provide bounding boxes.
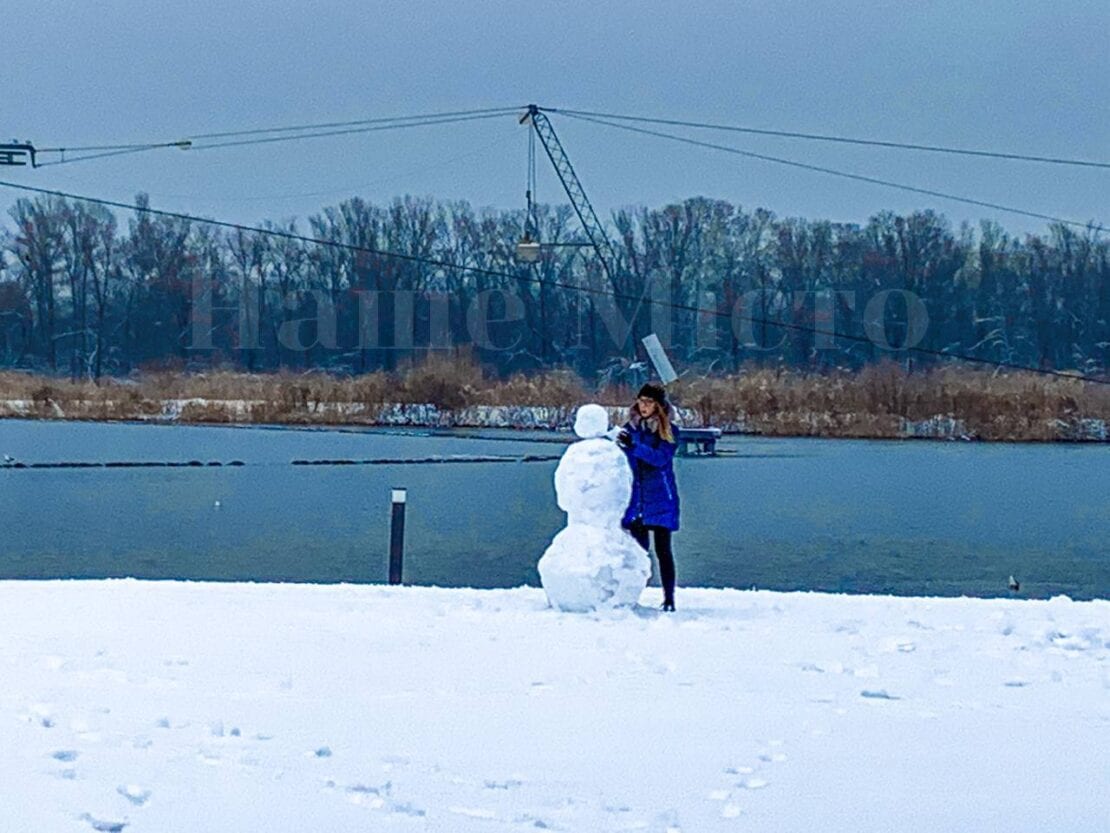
[636,383,667,406]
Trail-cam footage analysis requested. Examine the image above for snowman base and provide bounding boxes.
[538,523,650,612]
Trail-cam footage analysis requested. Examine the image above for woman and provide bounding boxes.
[617,382,680,611]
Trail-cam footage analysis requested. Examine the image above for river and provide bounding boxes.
[1,419,1106,599]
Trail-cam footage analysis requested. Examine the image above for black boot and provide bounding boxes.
[662,598,675,612]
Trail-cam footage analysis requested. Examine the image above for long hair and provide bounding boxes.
[656,403,674,443]
[630,399,675,443]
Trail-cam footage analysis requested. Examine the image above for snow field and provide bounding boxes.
[1,580,1107,832]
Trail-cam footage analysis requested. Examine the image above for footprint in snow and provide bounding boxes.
[449,806,499,820]
[714,758,773,812]
[342,781,391,797]
[386,801,425,817]
[26,704,57,728]
[860,689,900,700]
[117,785,151,806]
[721,802,742,818]
[512,812,554,828]
[653,807,682,830]
[340,781,391,809]
[878,638,916,654]
[799,660,844,674]
[758,751,787,763]
[52,750,79,762]
[79,813,127,832]
[208,721,241,738]
[329,778,423,817]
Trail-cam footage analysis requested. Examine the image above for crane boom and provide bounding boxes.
[520,104,618,284]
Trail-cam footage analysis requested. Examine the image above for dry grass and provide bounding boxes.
[2,357,1108,441]
[673,360,1110,440]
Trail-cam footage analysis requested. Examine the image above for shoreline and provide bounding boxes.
[2,400,1108,444]
[3,361,1109,443]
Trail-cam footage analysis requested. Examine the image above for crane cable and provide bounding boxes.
[136,135,511,204]
[525,123,538,238]
[554,111,1104,232]
[189,111,515,152]
[186,105,521,141]
[32,107,522,168]
[24,104,1105,231]
[544,107,1110,170]
[0,178,1106,387]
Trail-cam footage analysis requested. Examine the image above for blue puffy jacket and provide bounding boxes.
[620,413,680,531]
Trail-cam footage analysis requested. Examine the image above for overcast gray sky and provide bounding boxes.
[4,0,1107,236]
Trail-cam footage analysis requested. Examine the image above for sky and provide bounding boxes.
[2,0,1107,238]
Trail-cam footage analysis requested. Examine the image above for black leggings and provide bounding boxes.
[629,521,675,603]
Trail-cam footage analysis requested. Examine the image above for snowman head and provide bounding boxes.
[573,403,610,438]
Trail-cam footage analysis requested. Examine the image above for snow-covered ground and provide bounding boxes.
[2,580,1106,832]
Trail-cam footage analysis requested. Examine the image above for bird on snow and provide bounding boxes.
[1008,575,1021,592]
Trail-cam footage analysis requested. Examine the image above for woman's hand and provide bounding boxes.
[615,429,632,448]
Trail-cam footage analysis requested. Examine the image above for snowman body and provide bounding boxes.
[538,405,651,612]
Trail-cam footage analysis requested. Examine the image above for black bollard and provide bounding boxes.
[388,487,407,584]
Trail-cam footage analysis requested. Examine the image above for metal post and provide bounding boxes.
[388,487,407,584]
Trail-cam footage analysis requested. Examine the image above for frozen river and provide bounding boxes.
[1,419,1107,599]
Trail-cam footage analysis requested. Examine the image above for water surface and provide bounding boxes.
[2,420,1106,599]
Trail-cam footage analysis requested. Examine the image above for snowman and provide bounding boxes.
[537,404,651,612]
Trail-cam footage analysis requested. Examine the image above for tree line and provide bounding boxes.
[1,192,1106,382]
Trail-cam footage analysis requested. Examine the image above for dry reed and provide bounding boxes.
[2,357,1107,441]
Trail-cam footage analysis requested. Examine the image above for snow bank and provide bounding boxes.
[2,581,1106,832]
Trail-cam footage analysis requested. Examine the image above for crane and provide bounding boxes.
[516,103,648,371]
[515,106,720,453]
[516,104,618,287]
